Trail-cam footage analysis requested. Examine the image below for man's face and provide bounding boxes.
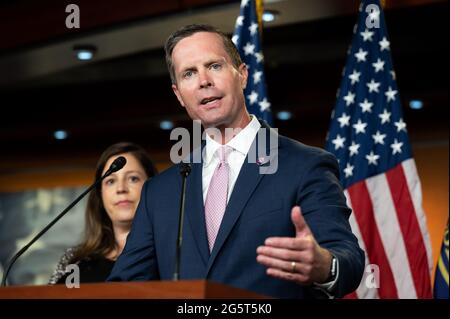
[171,32,249,130]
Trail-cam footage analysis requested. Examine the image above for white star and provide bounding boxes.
[360,29,374,42]
[390,70,396,80]
[379,109,391,124]
[372,58,385,73]
[344,163,354,178]
[253,71,262,84]
[391,139,404,155]
[243,42,255,55]
[349,141,360,156]
[247,91,258,105]
[372,130,386,145]
[343,91,355,106]
[254,51,264,63]
[366,151,380,165]
[366,79,380,93]
[379,37,390,51]
[385,86,398,102]
[354,48,368,62]
[395,118,407,132]
[353,119,367,134]
[231,35,239,46]
[359,99,373,113]
[348,70,361,85]
[236,15,244,27]
[249,22,258,36]
[332,134,346,150]
[241,0,249,8]
[337,113,351,128]
[258,98,271,112]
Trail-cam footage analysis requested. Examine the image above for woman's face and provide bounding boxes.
[101,152,148,228]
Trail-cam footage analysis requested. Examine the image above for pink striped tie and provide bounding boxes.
[205,146,233,252]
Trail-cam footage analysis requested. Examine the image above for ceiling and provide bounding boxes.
[0,0,448,171]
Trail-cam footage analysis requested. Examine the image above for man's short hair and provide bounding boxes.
[164,24,243,84]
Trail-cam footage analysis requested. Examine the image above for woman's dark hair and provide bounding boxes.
[69,142,157,263]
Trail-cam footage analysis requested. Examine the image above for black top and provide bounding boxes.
[49,248,115,284]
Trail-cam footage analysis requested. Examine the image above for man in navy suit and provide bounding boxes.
[108,24,364,298]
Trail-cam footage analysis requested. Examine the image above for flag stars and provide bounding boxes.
[349,141,360,156]
[379,109,391,124]
[235,15,244,27]
[372,130,386,145]
[366,79,380,93]
[395,118,407,132]
[332,134,346,150]
[344,163,354,178]
[231,35,239,45]
[354,48,368,62]
[366,151,380,165]
[258,98,271,112]
[247,91,258,105]
[253,71,262,84]
[343,91,355,106]
[249,22,258,36]
[390,139,404,155]
[359,98,373,113]
[353,119,367,134]
[372,58,385,72]
[385,86,398,102]
[348,70,361,85]
[360,29,374,42]
[254,51,264,63]
[243,42,255,55]
[337,112,351,127]
[379,37,390,51]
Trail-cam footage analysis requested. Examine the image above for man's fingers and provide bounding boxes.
[291,206,312,237]
[264,236,315,251]
[266,268,310,285]
[257,245,313,264]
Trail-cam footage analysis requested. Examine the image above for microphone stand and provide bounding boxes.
[1,156,126,286]
[173,163,191,281]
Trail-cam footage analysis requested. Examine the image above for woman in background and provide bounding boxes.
[49,142,157,284]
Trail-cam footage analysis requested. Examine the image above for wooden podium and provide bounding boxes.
[0,280,267,299]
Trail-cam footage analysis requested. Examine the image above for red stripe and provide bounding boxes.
[343,291,358,299]
[348,180,398,298]
[385,164,432,298]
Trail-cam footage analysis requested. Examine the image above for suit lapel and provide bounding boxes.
[206,122,279,274]
[185,153,210,267]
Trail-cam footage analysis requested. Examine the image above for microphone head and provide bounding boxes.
[109,156,127,173]
[179,163,192,177]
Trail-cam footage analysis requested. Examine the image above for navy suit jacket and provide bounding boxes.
[108,123,364,298]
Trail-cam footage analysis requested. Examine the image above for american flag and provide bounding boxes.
[325,0,433,298]
[232,0,273,125]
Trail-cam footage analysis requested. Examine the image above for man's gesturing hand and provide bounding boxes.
[256,206,333,285]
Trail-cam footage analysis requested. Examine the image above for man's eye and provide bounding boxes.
[211,63,221,70]
[183,70,193,78]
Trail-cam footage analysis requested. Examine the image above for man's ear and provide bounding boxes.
[172,84,185,108]
[238,63,249,90]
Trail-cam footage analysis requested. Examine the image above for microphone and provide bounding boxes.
[0,156,127,287]
[173,162,191,281]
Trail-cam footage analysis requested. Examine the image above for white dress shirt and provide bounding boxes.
[202,115,261,204]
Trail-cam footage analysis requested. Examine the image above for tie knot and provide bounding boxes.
[218,146,233,164]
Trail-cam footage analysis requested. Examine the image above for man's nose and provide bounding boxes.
[199,71,213,89]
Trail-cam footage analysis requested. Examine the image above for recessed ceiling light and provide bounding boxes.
[262,10,279,22]
[160,120,174,130]
[54,130,68,140]
[409,100,423,110]
[73,45,97,61]
[276,111,292,121]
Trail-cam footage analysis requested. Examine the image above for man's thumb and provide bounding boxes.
[291,206,311,237]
